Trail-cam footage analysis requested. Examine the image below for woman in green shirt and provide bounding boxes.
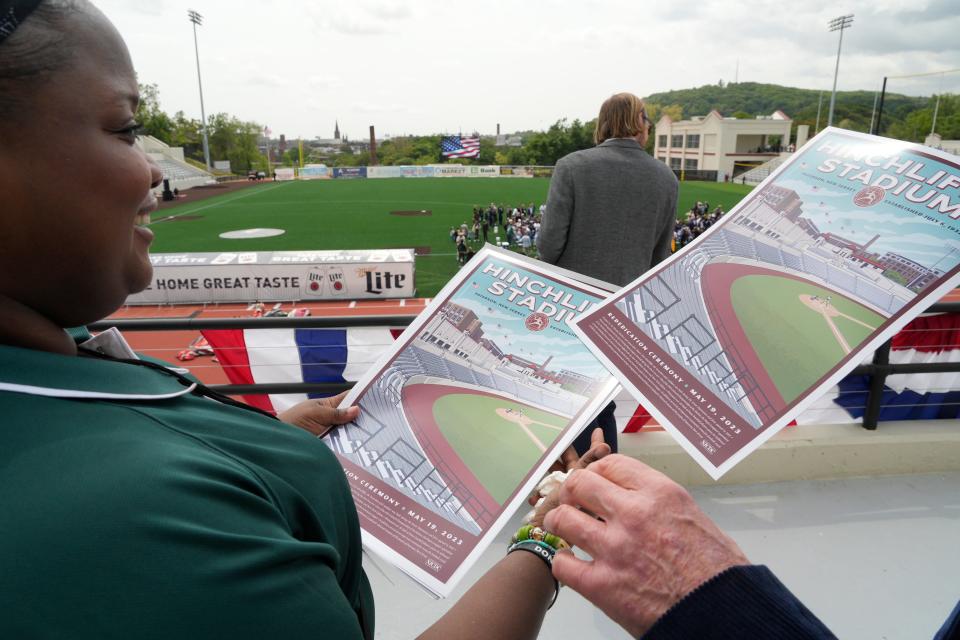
[0,2,603,637]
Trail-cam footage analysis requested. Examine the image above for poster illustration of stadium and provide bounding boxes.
[574,128,960,479]
[326,246,620,596]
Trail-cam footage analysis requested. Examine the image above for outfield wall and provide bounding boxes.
[279,165,555,180]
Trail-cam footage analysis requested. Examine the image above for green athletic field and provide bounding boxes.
[431,393,566,505]
[730,275,884,403]
[149,178,753,297]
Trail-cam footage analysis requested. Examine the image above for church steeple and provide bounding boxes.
[334,120,341,140]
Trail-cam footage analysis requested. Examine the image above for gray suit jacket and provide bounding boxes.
[536,138,679,286]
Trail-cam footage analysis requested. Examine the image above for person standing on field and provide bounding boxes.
[537,92,679,455]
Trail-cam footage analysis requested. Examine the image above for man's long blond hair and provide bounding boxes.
[594,93,646,145]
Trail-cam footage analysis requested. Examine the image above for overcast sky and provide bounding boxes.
[96,0,960,140]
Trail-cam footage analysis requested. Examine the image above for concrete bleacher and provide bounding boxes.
[137,135,215,191]
[711,228,909,314]
[626,253,764,426]
[328,364,483,534]
[737,153,791,185]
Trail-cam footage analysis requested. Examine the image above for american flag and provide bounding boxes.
[441,135,480,158]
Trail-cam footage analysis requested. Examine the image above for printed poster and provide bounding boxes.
[574,128,960,479]
[325,246,619,597]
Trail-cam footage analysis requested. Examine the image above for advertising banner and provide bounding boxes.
[333,167,368,179]
[431,164,468,178]
[368,166,404,179]
[299,165,330,180]
[574,128,960,479]
[400,165,424,178]
[275,167,296,181]
[126,249,416,304]
[468,165,500,177]
[328,246,619,597]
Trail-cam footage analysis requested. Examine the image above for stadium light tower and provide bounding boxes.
[826,14,854,128]
[188,9,212,170]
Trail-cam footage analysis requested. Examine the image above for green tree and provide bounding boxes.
[203,113,264,173]
[169,111,202,160]
[522,119,596,165]
[136,83,173,143]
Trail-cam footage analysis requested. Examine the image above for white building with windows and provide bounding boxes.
[654,110,805,180]
[924,133,960,157]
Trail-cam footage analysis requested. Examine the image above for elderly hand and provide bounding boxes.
[526,427,611,528]
[277,391,359,438]
[543,455,748,637]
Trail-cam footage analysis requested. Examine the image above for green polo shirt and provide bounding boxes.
[0,341,374,639]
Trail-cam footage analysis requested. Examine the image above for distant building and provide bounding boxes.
[925,133,960,157]
[480,338,505,360]
[419,306,499,369]
[503,354,563,385]
[441,302,484,340]
[732,185,815,245]
[555,369,597,395]
[312,120,348,150]
[654,111,804,180]
[878,252,944,292]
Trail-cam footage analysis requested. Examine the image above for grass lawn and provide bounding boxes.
[149,178,753,297]
[730,275,884,403]
[431,392,566,505]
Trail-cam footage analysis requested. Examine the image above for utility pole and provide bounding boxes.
[188,9,212,170]
[869,83,880,135]
[815,90,824,134]
[827,14,854,128]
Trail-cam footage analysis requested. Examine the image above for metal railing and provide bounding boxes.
[90,302,960,431]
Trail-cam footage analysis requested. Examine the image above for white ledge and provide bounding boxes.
[619,420,960,486]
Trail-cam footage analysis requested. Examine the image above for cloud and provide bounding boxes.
[454,298,519,323]
[108,0,960,140]
[364,3,413,21]
[777,178,850,200]
[350,101,419,114]
[315,2,413,37]
[327,15,391,36]
[244,74,291,89]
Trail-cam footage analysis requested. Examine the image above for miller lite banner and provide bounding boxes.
[126,249,416,304]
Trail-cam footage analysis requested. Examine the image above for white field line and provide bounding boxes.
[149,181,292,225]
[821,313,852,354]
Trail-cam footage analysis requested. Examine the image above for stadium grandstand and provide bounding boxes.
[138,135,215,192]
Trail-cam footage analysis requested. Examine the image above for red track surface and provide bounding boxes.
[400,383,511,526]
[700,264,820,419]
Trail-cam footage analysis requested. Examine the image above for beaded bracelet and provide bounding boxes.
[507,539,560,609]
[511,525,570,551]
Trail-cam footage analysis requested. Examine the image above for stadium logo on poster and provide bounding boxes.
[854,186,886,207]
[524,312,550,332]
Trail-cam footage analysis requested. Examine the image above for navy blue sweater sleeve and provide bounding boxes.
[644,565,837,639]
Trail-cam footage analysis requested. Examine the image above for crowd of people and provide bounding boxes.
[450,202,545,264]
[674,199,725,249]
[447,197,728,262]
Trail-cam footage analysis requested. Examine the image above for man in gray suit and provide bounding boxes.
[537,92,679,453]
